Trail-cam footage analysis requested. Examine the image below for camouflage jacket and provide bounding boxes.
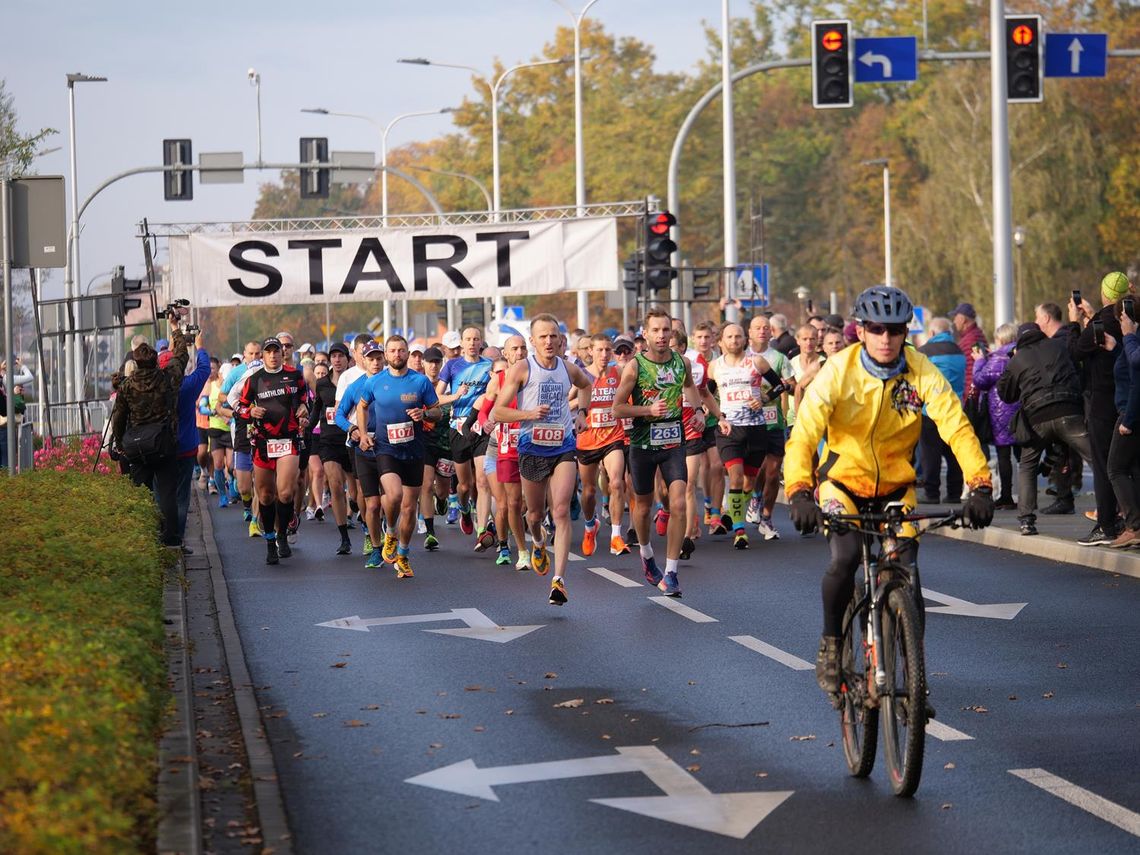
[110,330,190,445]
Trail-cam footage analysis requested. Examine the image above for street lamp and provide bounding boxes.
[1013,225,1026,321]
[793,286,811,324]
[65,72,107,404]
[553,0,602,331]
[405,164,493,212]
[861,158,892,287]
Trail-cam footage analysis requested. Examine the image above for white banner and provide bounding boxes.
[167,218,618,307]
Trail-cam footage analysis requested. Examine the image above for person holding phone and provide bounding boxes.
[1105,305,1140,547]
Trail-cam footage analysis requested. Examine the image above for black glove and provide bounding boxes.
[961,486,994,529]
[789,490,823,534]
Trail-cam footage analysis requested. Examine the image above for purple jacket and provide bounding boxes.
[971,343,1020,447]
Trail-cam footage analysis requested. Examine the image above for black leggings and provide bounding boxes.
[995,444,1020,501]
[822,530,919,637]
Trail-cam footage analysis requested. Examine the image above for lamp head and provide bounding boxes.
[398,58,431,65]
[302,107,330,115]
[247,67,259,84]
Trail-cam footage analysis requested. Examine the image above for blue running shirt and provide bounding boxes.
[358,369,439,459]
[439,356,492,429]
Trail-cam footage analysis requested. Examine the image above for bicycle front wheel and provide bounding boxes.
[840,595,878,777]
[879,585,926,797]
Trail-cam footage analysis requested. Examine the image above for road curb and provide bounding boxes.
[196,490,294,853]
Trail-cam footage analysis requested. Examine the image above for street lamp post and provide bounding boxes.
[862,158,892,286]
[1013,225,1026,321]
[65,72,107,404]
[553,0,601,332]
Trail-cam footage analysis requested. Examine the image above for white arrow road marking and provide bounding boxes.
[859,50,893,77]
[568,551,586,561]
[315,608,544,643]
[1010,768,1140,838]
[1068,38,1084,74]
[923,589,1027,620]
[406,745,792,839]
[648,596,719,623]
[727,635,813,671]
[588,566,643,588]
[926,720,974,742]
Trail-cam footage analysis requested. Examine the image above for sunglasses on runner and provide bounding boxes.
[862,322,908,337]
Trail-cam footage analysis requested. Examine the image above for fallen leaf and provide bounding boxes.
[437,691,448,697]
[1057,663,1068,669]
[944,762,956,770]
[360,704,380,711]
[1008,695,1018,701]
[790,734,817,742]
[416,710,427,715]
[545,672,558,679]
[170,755,194,764]
[429,743,443,749]
[504,709,514,716]
[688,681,697,686]
[293,752,304,759]
[1043,692,1055,699]
[338,653,351,657]
[267,711,287,719]
[941,803,953,810]
[601,734,612,740]
[595,698,615,705]
[930,672,948,677]
[474,726,486,732]
[465,685,482,692]
[755,771,769,778]
[689,749,701,756]
[312,712,327,718]
[343,720,369,728]
[198,778,216,790]
[963,705,989,714]
[330,662,348,669]
[554,698,585,709]
[629,717,639,723]
[686,764,701,772]
[440,713,462,720]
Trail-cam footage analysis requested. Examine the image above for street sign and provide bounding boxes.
[731,264,769,305]
[503,305,525,321]
[908,305,927,334]
[853,37,919,83]
[320,323,336,341]
[367,316,382,334]
[1044,33,1108,78]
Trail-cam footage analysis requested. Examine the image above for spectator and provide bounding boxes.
[918,317,966,503]
[1034,301,1084,510]
[0,358,34,471]
[971,323,1020,509]
[1107,305,1140,547]
[770,313,798,357]
[952,303,988,398]
[997,322,1096,538]
[110,321,190,548]
[1069,271,1134,545]
[166,334,211,551]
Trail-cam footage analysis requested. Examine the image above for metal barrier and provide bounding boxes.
[17,421,34,472]
[26,400,112,441]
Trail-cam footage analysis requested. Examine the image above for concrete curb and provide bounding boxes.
[196,490,294,853]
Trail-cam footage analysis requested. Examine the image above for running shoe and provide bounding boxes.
[609,536,630,556]
[362,533,374,555]
[243,508,253,523]
[601,500,610,522]
[314,507,324,522]
[277,538,292,559]
[746,497,762,524]
[531,544,551,576]
[582,523,598,557]
[287,516,300,542]
[336,537,352,555]
[248,519,263,538]
[208,479,218,495]
[265,538,279,565]
[654,508,669,537]
[516,549,531,571]
[218,492,229,508]
[658,571,682,598]
[460,509,474,536]
[626,526,639,547]
[709,518,728,536]
[381,533,399,564]
[734,530,749,550]
[679,536,696,560]
[365,548,383,569]
[474,529,495,552]
[757,515,780,541]
[447,501,460,525]
[345,516,356,530]
[416,515,427,535]
[548,577,568,606]
[719,513,733,533]
[495,547,511,566]
[424,533,440,551]
[229,482,240,503]
[305,507,316,521]
[395,555,414,579]
[641,555,663,587]
[703,509,713,527]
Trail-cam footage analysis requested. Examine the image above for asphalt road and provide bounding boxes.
[206,499,1140,854]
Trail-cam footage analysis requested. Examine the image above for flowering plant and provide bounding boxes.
[31,434,117,475]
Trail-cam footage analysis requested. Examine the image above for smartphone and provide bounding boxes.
[807,299,814,314]
[1072,289,1081,308]
[1093,319,1106,346]
[1124,298,1136,322]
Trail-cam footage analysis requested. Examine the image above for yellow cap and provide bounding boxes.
[1101,271,1130,302]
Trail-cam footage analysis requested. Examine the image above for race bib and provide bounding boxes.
[435,458,456,477]
[590,408,617,429]
[650,421,682,447]
[325,407,336,424]
[387,421,415,444]
[724,386,753,404]
[531,424,566,447]
[622,418,634,433]
[266,438,293,458]
[762,405,779,425]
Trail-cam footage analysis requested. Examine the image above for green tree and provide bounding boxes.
[0,80,56,175]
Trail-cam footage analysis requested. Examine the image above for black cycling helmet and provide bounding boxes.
[852,286,914,324]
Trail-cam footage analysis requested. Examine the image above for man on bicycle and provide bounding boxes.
[784,286,995,698]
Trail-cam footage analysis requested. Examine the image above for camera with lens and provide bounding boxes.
[164,298,191,321]
[183,323,201,336]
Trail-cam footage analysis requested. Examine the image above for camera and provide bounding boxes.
[164,299,190,321]
[183,324,201,336]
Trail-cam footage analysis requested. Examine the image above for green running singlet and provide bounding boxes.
[630,351,686,450]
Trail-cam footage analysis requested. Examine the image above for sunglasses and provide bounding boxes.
[281,342,294,349]
[863,322,908,337]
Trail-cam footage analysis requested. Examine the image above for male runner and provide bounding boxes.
[315,341,354,555]
[613,310,707,597]
[747,313,796,540]
[221,340,263,535]
[337,341,387,564]
[418,347,452,551]
[691,320,727,535]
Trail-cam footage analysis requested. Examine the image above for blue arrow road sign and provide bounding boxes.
[854,37,918,83]
[1045,33,1107,78]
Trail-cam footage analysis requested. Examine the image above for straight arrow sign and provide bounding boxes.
[406,745,792,839]
[923,589,1027,620]
[316,608,543,643]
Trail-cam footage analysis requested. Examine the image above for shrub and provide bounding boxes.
[0,469,172,854]
[32,434,114,475]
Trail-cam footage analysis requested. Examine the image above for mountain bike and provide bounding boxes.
[824,503,960,797]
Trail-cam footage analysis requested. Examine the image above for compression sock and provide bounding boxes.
[498,540,508,551]
[586,517,597,529]
[241,491,253,511]
[213,469,226,494]
[338,524,348,538]
[276,501,294,537]
[260,502,277,537]
[424,516,436,535]
[349,498,360,516]
[709,506,721,521]
[729,490,745,530]
[639,542,654,560]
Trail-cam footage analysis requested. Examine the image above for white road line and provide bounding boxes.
[587,566,643,588]
[1009,768,1140,838]
[727,635,813,671]
[568,552,586,562]
[648,597,719,623]
[925,720,974,742]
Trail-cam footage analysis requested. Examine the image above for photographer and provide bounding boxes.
[110,311,191,548]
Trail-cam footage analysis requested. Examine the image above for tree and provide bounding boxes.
[0,80,56,176]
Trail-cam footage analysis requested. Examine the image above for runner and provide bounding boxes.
[337,333,376,530]
[612,310,708,597]
[356,335,440,579]
[576,333,631,557]
[674,328,720,560]
[747,314,796,540]
[235,337,309,564]
[493,315,593,605]
[315,341,354,555]
[707,323,786,549]
[336,341,387,564]
[221,341,264,535]
[691,321,727,535]
[418,347,452,552]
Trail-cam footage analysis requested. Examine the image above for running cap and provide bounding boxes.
[363,340,384,357]
[822,313,846,329]
[423,346,445,362]
[262,337,282,351]
[950,302,976,320]
[613,334,635,353]
[156,338,170,352]
[297,342,315,353]
[230,352,242,361]
[410,342,426,354]
[328,342,350,358]
[1102,271,1131,302]
[442,330,462,349]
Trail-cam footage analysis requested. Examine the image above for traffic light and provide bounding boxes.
[1005,15,1043,103]
[644,211,677,293]
[299,137,330,199]
[622,254,642,292]
[163,139,193,200]
[111,265,144,321]
[811,20,853,109]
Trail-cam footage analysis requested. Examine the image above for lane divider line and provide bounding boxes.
[925,720,974,742]
[727,635,813,670]
[648,596,719,623]
[1009,768,1140,838]
[587,566,643,588]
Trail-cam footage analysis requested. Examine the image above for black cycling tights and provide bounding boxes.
[822,530,919,637]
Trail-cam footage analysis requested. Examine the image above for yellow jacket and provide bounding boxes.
[784,344,991,499]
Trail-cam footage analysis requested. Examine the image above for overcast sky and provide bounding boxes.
[6,0,731,300]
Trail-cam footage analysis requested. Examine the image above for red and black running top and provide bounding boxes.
[236,366,307,442]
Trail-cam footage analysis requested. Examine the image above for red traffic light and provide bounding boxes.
[1011,24,1035,46]
[649,212,676,236]
[821,29,844,51]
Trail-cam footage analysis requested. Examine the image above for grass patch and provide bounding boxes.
[0,469,173,854]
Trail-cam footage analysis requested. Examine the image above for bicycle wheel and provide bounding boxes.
[879,584,927,797]
[839,594,878,777]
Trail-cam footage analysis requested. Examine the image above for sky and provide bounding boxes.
[5,0,732,301]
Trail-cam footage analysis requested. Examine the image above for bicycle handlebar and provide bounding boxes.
[821,509,961,538]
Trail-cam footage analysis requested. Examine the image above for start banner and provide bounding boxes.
[167,218,618,307]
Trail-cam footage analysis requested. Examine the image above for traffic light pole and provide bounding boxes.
[990,0,1015,328]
